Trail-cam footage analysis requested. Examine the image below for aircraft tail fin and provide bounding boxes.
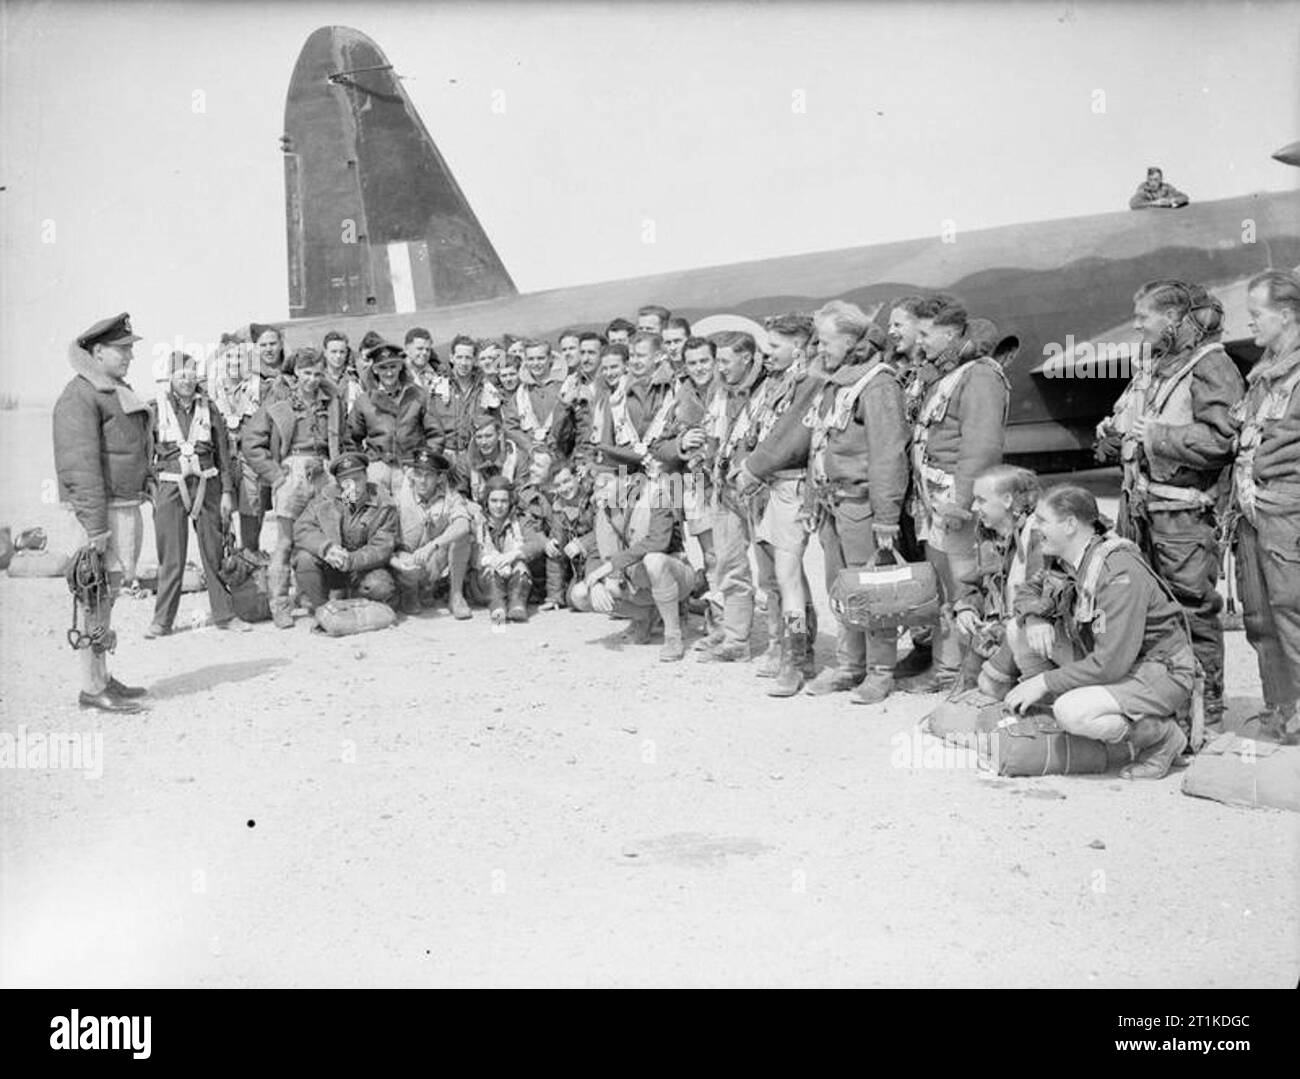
[283,26,516,319]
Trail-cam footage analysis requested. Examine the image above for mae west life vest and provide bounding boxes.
[1232,357,1300,524]
[1117,342,1226,510]
[910,357,1007,537]
[157,391,219,520]
[804,360,894,488]
[610,384,676,453]
[515,383,559,443]
[749,360,807,446]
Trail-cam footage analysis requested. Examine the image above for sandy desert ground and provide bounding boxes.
[1,407,1296,987]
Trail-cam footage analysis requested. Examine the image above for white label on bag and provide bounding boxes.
[858,568,912,585]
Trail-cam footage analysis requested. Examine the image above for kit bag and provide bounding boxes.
[314,597,397,637]
[828,549,939,631]
[1181,733,1300,813]
[923,698,1007,750]
[6,548,72,578]
[979,711,1131,776]
[219,537,271,623]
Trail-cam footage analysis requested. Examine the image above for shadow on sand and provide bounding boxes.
[147,657,290,700]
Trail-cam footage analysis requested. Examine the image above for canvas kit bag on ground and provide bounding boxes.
[922,696,1007,750]
[314,597,397,637]
[828,549,938,631]
[6,549,72,578]
[219,537,272,623]
[977,710,1132,777]
[134,562,205,593]
[1181,732,1300,813]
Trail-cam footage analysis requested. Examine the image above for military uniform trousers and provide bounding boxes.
[237,456,269,516]
[926,515,979,675]
[1131,508,1224,704]
[621,553,696,610]
[1002,620,1195,738]
[292,551,396,609]
[819,498,899,677]
[1235,513,1300,711]
[153,475,234,629]
[710,499,756,649]
[521,551,568,604]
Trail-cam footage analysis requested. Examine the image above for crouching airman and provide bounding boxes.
[389,448,474,618]
[291,452,399,611]
[1004,485,1196,780]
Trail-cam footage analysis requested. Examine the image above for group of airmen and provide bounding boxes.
[51,269,1300,779]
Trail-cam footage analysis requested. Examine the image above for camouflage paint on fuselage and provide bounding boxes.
[282,27,1300,457]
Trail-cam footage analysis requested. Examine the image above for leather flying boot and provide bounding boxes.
[485,574,507,624]
[1120,718,1187,780]
[507,572,530,622]
[893,641,933,680]
[769,615,807,698]
[852,670,895,706]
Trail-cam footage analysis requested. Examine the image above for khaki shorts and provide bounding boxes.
[272,455,327,519]
[755,476,809,554]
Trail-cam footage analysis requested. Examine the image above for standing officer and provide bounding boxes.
[1095,280,1243,724]
[52,312,151,713]
[145,351,250,637]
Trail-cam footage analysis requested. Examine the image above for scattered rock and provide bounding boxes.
[1088,839,1106,850]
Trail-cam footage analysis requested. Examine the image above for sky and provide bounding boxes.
[2,0,1298,403]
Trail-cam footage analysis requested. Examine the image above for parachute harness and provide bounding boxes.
[65,545,117,653]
